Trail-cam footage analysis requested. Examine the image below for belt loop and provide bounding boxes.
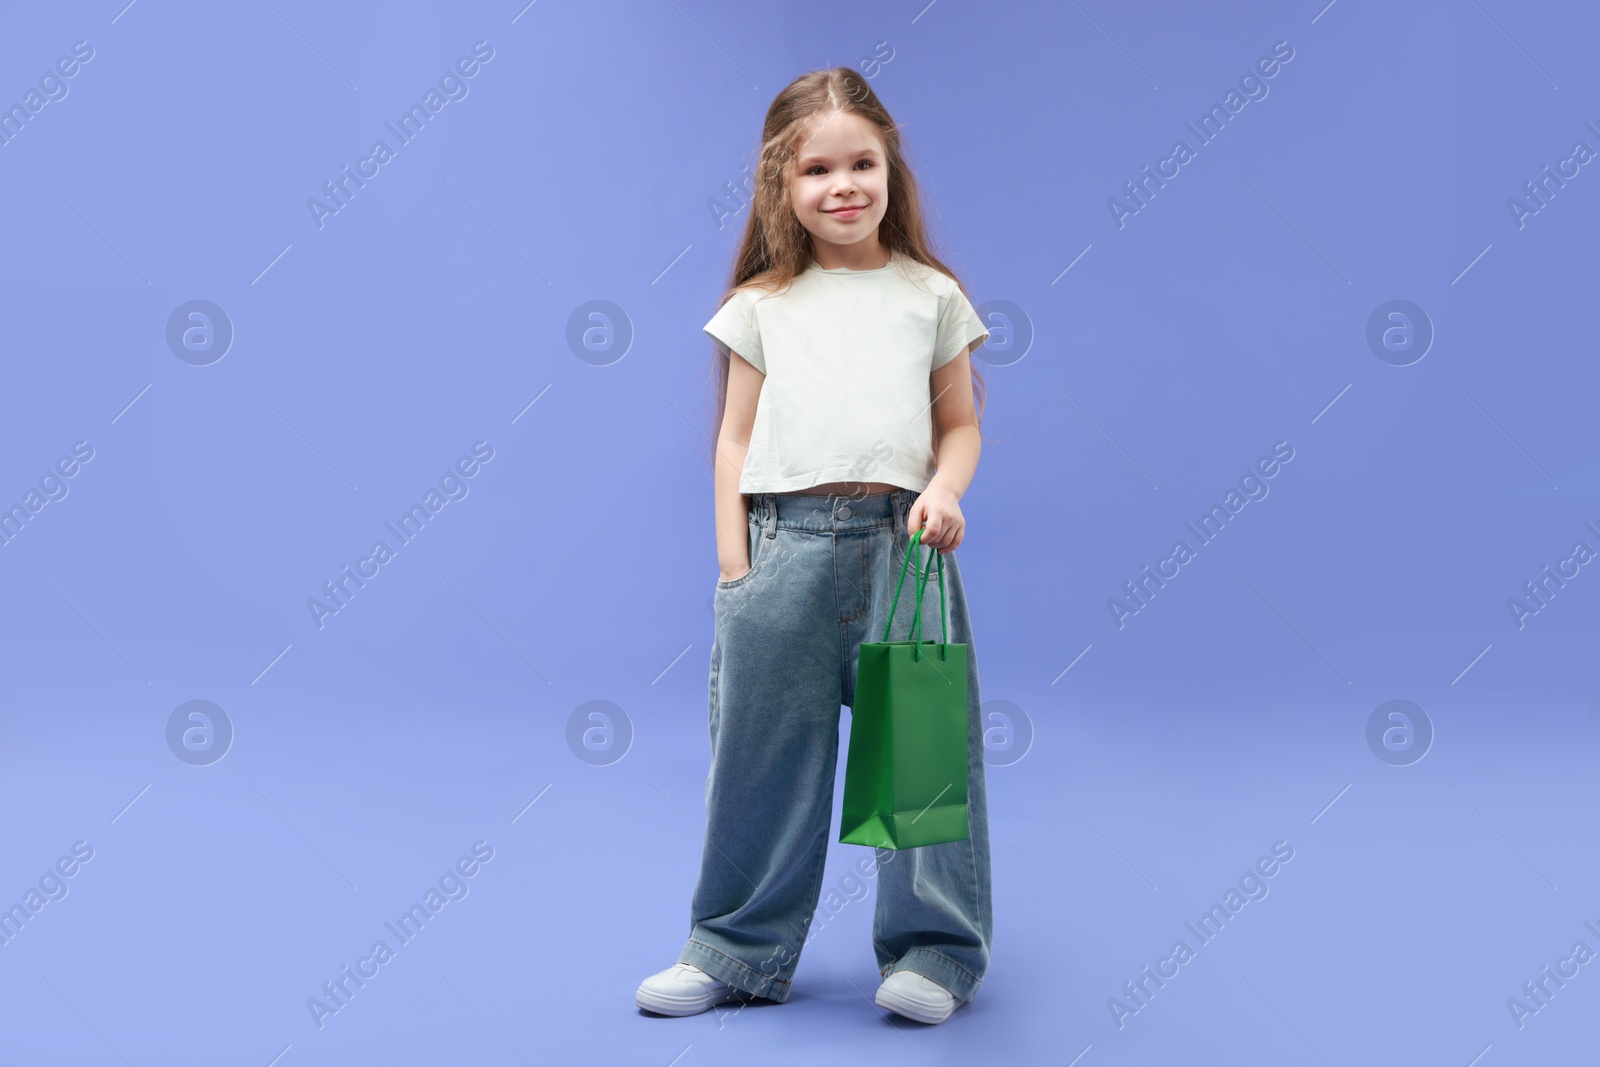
[762,493,777,538]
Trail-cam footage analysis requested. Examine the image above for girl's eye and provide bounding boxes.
[806,160,874,176]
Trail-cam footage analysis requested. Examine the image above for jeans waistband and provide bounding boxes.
[748,489,916,537]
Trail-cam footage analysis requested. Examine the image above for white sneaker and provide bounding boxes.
[874,969,958,1024]
[636,962,750,1016]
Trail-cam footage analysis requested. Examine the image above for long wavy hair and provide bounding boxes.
[705,66,990,478]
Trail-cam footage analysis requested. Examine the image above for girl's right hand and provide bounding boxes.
[719,561,752,583]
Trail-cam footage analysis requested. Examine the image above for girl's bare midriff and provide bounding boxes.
[789,480,906,496]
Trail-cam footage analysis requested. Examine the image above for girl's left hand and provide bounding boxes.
[907,487,964,555]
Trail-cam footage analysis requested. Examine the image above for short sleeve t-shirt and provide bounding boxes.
[703,251,989,495]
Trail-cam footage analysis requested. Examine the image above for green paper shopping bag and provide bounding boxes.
[839,529,971,850]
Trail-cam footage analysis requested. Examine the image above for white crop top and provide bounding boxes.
[703,251,990,494]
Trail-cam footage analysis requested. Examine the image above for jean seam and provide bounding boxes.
[757,798,830,985]
[957,572,991,943]
[792,809,831,970]
[838,535,870,625]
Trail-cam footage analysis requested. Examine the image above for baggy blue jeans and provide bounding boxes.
[676,489,993,1005]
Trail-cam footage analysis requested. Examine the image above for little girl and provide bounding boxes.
[636,67,993,1026]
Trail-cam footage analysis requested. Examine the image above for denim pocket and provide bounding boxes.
[716,520,765,590]
[894,537,946,591]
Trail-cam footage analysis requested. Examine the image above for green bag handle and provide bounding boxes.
[881,528,948,660]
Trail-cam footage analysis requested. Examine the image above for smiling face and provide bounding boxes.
[788,109,889,265]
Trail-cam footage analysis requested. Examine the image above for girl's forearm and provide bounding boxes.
[714,438,751,573]
[925,424,981,501]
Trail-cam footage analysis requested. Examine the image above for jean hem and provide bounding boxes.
[678,935,795,1003]
[881,947,984,1004]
